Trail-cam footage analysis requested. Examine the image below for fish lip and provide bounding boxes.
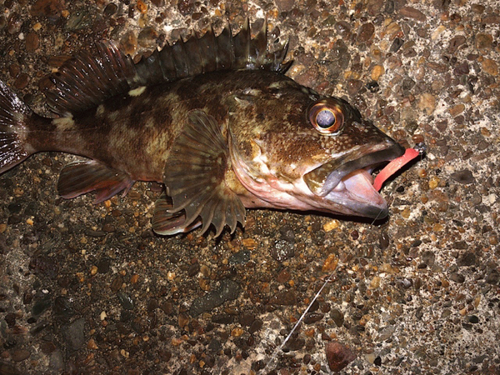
[304,141,405,197]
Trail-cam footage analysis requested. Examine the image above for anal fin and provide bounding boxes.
[57,160,134,204]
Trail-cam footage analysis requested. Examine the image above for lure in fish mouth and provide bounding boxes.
[0,19,421,237]
[301,141,405,219]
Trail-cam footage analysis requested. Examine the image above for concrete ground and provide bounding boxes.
[0,0,499,374]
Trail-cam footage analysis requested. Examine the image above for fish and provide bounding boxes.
[0,20,409,237]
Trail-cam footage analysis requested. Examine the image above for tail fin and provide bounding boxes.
[0,80,33,174]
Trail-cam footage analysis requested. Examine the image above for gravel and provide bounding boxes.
[0,0,499,374]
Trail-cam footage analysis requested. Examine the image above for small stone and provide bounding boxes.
[369,276,381,289]
[63,318,86,351]
[330,309,344,327]
[110,275,123,292]
[334,21,351,39]
[136,0,147,13]
[322,253,338,273]
[270,239,294,262]
[379,231,390,250]
[9,63,20,78]
[231,327,244,337]
[178,313,189,328]
[431,25,446,40]
[346,79,363,96]
[489,234,498,246]
[428,176,440,189]
[427,62,447,73]
[450,170,474,184]
[323,219,339,232]
[103,3,118,16]
[285,337,305,351]
[449,104,465,117]
[447,35,466,54]
[485,270,499,285]
[189,279,240,317]
[130,274,139,284]
[457,252,476,267]
[249,318,263,334]
[418,93,436,115]
[378,325,396,341]
[325,341,356,372]
[138,27,159,48]
[304,312,324,324]
[482,14,500,24]
[390,37,404,53]
[277,268,291,284]
[357,23,375,43]
[275,0,294,12]
[269,290,296,306]
[177,0,195,15]
[87,338,98,350]
[399,6,426,21]
[14,73,29,90]
[449,272,465,283]
[102,223,115,232]
[482,58,498,76]
[25,32,39,52]
[242,238,258,249]
[117,291,134,310]
[97,258,111,274]
[239,313,255,327]
[471,4,485,13]
[11,349,31,362]
[31,0,65,19]
[475,33,493,50]
[187,262,200,276]
[0,362,19,374]
[120,31,138,55]
[468,315,479,324]
[371,65,384,81]
[454,62,469,76]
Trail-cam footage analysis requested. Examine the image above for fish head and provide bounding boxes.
[227,77,405,220]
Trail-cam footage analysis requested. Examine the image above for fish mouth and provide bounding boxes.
[303,141,405,219]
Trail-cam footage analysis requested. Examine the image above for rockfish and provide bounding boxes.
[0,20,410,237]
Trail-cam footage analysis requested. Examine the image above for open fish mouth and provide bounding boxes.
[303,142,405,219]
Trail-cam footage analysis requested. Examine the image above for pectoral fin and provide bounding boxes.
[152,193,202,235]
[162,110,245,236]
[57,160,134,204]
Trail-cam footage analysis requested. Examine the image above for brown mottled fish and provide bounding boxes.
[0,20,409,237]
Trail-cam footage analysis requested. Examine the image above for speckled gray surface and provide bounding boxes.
[0,1,499,374]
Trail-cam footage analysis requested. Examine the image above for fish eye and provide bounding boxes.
[316,109,335,128]
[308,102,344,134]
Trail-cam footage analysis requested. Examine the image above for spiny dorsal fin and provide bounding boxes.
[134,19,292,86]
[45,19,292,116]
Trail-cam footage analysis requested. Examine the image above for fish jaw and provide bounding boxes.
[231,138,405,219]
[301,140,405,218]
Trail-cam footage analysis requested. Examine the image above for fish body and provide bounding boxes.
[0,21,404,236]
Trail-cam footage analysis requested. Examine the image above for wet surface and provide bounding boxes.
[0,1,499,374]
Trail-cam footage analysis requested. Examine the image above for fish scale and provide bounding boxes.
[0,19,414,237]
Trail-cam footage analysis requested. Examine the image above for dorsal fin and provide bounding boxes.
[134,19,292,86]
[45,42,137,116]
[45,19,292,116]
